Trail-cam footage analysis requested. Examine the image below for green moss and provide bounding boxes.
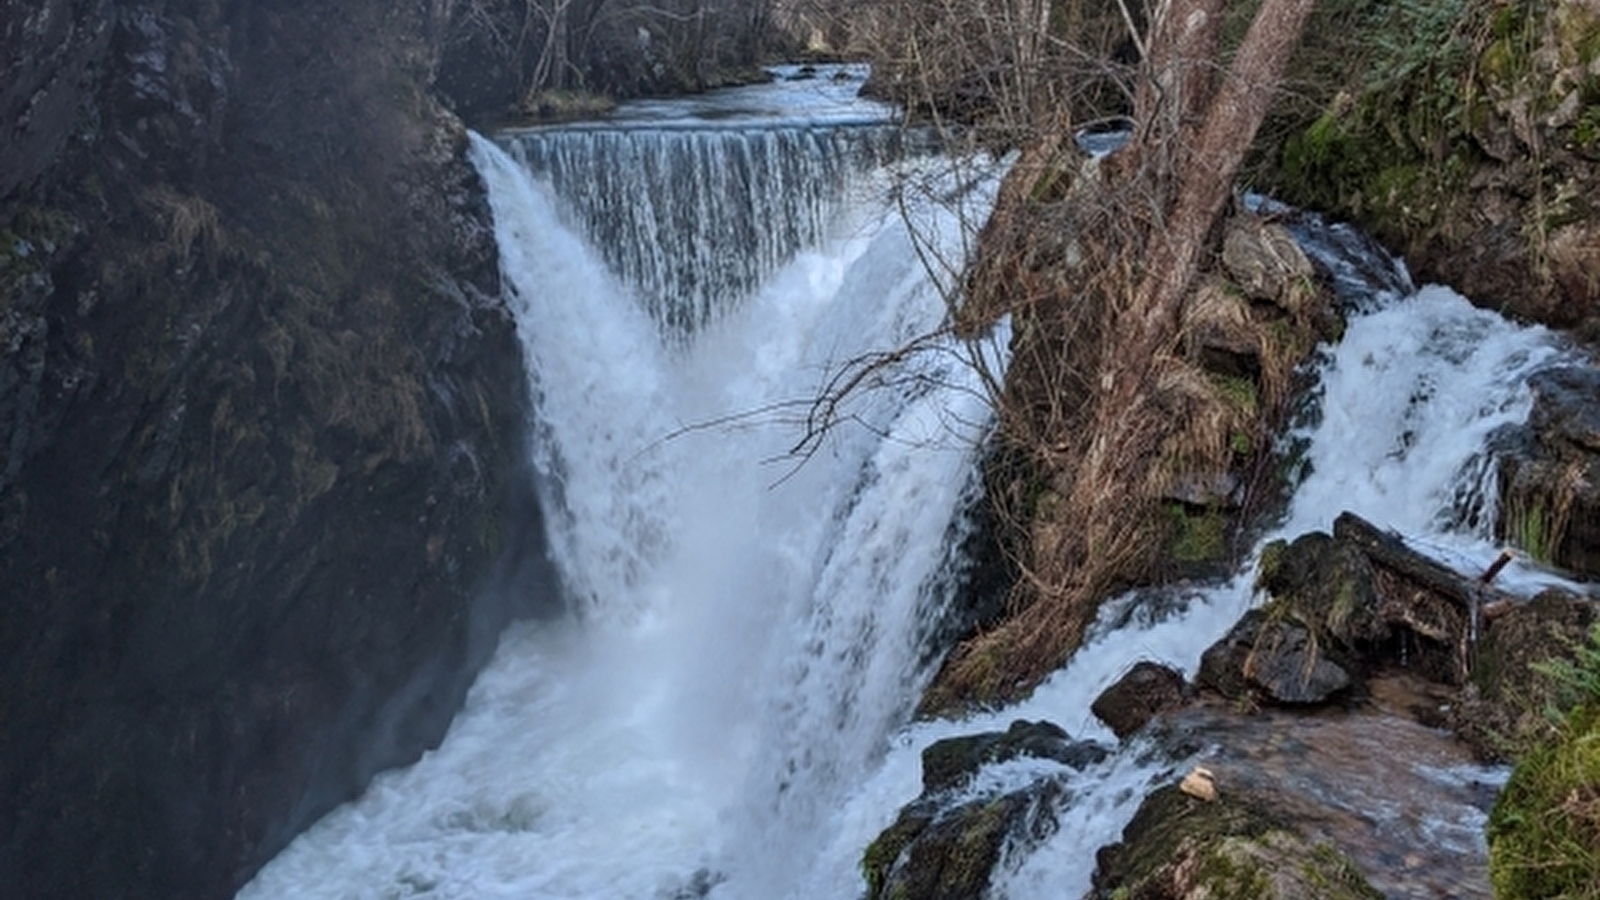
[1196,836,1276,898]
[1099,785,1382,899]
[1210,374,1261,418]
[1507,495,1560,563]
[1167,502,1228,564]
[1488,703,1600,900]
[1534,622,1600,720]
[479,511,502,558]
[1229,430,1254,456]
[861,817,916,900]
[1257,539,1288,586]
[1572,76,1600,148]
[1268,0,1503,242]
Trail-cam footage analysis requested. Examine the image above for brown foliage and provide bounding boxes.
[919,0,1321,713]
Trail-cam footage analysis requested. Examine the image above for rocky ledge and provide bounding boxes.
[860,501,1598,899]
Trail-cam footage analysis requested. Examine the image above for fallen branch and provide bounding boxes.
[1332,512,1519,618]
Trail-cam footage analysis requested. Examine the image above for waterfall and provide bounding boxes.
[501,123,926,334]
[238,72,1009,900]
[238,72,1576,900]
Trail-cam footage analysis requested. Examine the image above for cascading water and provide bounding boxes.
[240,71,1578,900]
[238,69,1009,900]
[499,63,937,336]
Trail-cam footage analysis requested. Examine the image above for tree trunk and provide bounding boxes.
[1129,0,1318,350]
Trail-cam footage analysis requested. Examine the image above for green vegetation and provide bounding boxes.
[1167,502,1229,565]
[1489,709,1600,897]
[1535,622,1600,723]
[1210,374,1261,419]
[860,810,919,900]
[1507,495,1562,564]
[1488,624,1600,900]
[1503,465,1580,567]
[1272,0,1503,242]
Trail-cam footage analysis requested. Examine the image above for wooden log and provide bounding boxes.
[1331,512,1519,618]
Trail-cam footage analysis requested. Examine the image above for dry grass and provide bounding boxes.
[275,286,433,461]
[143,186,225,269]
[921,158,1185,709]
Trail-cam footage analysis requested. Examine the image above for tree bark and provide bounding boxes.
[1129,0,1318,351]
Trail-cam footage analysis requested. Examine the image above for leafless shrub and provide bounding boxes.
[143,186,225,269]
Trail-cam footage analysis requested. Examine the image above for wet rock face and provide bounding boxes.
[1091,661,1189,739]
[864,786,1062,900]
[1496,366,1600,578]
[2,3,557,899]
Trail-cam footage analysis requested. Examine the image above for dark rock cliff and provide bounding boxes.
[2,2,558,898]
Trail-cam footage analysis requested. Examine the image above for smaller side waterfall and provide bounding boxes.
[500,123,929,334]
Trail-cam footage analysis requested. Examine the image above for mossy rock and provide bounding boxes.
[863,783,1064,900]
[1255,532,1383,649]
[1495,367,1600,578]
[864,720,1105,900]
[1488,702,1600,900]
[1455,590,1598,761]
[1262,0,1600,327]
[1164,501,1231,570]
[1092,785,1382,900]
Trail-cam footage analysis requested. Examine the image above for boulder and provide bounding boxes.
[921,719,1108,794]
[1526,367,1600,454]
[1091,661,1189,739]
[1496,366,1600,578]
[862,720,1108,900]
[1198,609,1356,706]
[1092,784,1383,900]
[1251,518,1485,692]
[863,784,1063,900]
[1221,216,1318,314]
[1257,531,1385,647]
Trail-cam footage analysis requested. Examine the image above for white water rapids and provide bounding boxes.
[240,72,1575,900]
